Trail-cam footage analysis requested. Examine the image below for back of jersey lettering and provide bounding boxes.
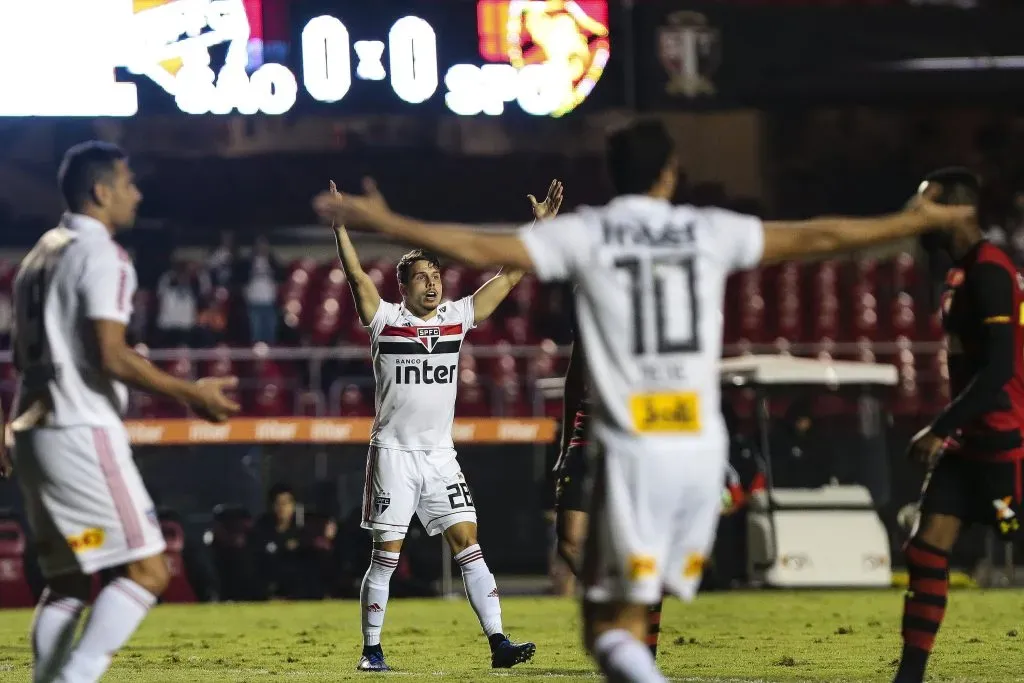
[605,218,703,434]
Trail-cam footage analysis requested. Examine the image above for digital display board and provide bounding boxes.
[0,0,617,118]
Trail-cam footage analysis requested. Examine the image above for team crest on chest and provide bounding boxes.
[417,327,441,351]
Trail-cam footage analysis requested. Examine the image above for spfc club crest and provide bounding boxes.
[417,327,441,352]
[658,11,720,99]
[374,493,391,516]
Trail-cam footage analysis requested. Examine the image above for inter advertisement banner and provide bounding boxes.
[124,417,556,445]
[634,4,1024,109]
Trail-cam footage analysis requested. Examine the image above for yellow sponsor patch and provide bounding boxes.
[628,554,658,580]
[66,528,105,553]
[683,553,705,579]
[984,315,1011,324]
[629,392,701,434]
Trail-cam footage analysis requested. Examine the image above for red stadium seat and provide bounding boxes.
[890,293,918,340]
[251,383,287,416]
[160,520,196,603]
[496,379,531,417]
[736,269,766,344]
[338,384,373,417]
[502,315,537,345]
[456,381,491,418]
[295,390,325,417]
[443,266,466,301]
[0,519,33,608]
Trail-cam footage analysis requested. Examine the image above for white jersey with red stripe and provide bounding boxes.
[366,296,476,450]
[12,213,137,428]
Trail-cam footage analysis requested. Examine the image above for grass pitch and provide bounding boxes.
[0,590,1021,682]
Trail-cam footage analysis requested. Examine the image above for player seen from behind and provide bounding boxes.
[11,142,239,683]
[327,178,564,672]
[314,119,975,683]
[894,168,1023,683]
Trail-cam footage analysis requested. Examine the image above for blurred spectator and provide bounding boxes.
[155,260,205,347]
[249,483,305,600]
[239,235,283,344]
[207,230,237,288]
[769,399,829,489]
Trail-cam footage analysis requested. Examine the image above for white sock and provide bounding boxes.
[31,588,85,683]
[594,629,667,683]
[455,544,503,637]
[57,578,156,683]
[360,549,399,647]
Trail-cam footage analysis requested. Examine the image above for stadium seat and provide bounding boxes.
[0,518,33,608]
[338,384,373,417]
[295,389,325,417]
[160,520,197,603]
[736,269,766,344]
[496,379,531,417]
[455,381,491,418]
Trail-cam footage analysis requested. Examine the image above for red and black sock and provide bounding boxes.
[646,601,662,658]
[894,538,949,683]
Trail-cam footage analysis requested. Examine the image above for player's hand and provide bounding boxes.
[313,177,392,230]
[190,376,241,423]
[529,179,564,220]
[907,426,946,467]
[907,185,976,231]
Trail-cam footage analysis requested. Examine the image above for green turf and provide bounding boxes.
[0,590,1022,682]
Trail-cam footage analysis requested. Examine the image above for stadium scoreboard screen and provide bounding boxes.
[0,0,615,118]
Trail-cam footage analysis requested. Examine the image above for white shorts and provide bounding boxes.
[584,436,726,605]
[13,424,166,579]
[361,446,477,538]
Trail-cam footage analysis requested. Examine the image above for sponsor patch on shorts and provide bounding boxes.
[66,528,105,553]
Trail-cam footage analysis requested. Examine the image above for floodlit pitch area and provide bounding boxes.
[0,591,1021,682]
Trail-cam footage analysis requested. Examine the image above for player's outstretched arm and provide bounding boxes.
[313,190,535,272]
[471,180,564,323]
[760,197,975,264]
[93,320,240,423]
[329,179,382,326]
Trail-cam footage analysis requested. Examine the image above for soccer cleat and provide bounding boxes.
[490,636,536,668]
[357,646,391,672]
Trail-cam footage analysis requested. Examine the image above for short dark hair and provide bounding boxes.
[922,166,981,207]
[57,141,127,213]
[267,482,294,505]
[605,119,675,195]
[396,249,441,286]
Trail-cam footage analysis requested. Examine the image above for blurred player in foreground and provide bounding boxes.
[327,178,563,672]
[315,120,974,682]
[894,168,1020,683]
[11,142,240,683]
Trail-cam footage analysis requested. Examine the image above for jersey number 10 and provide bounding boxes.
[614,255,700,356]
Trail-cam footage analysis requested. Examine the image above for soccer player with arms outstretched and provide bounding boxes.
[11,142,239,683]
[315,120,973,682]
[893,169,1022,683]
[328,177,563,672]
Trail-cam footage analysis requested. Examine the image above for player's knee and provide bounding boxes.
[444,522,478,555]
[125,553,170,597]
[48,571,92,602]
[371,530,405,552]
[913,513,960,553]
[556,537,582,568]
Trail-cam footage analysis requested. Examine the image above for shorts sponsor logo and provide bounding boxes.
[683,553,705,579]
[627,554,657,580]
[66,528,105,553]
[374,493,391,516]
